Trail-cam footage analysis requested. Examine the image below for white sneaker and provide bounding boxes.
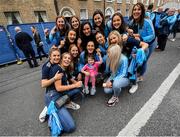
[108,96,119,104]
[65,101,80,110]
[107,96,119,106]
[129,84,138,94]
[90,87,96,95]
[170,38,175,42]
[85,86,89,94]
[39,106,47,123]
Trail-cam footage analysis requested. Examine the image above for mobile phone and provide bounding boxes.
[55,95,69,108]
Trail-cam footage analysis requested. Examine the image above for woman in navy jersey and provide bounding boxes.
[42,48,77,134]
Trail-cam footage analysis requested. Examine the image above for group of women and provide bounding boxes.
[41,2,156,135]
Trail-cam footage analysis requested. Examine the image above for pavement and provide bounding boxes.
[0,34,180,136]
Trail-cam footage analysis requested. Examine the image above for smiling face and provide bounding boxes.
[168,8,175,16]
[83,24,91,36]
[112,15,122,29]
[132,5,142,21]
[95,32,105,45]
[71,17,80,29]
[56,17,65,30]
[49,50,60,64]
[87,56,95,65]
[61,53,71,68]
[94,13,103,27]
[69,45,79,58]
[109,33,119,45]
[68,30,76,43]
[86,41,95,54]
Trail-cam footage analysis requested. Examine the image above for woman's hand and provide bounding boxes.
[58,40,65,49]
[106,81,112,88]
[103,81,112,88]
[96,48,101,53]
[74,81,83,88]
[50,26,57,35]
[133,34,140,41]
[77,38,83,53]
[77,73,82,81]
[127,29,134,36]
[85,72,90,76]
[132,53,136,58]
[122,34,128,42]
[44,28,49,37]
[54,71,63,81]
[77,38,82,46]
[60,40,65,46]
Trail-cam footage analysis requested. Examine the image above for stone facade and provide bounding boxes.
[0,0,57,26]
[0,0,179,26]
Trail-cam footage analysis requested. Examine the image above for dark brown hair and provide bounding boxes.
[55,16,69,35]
[111,12,127,34]
[92,9,105,35]
[131,2,145,28]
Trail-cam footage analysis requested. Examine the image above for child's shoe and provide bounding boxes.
[85,86,89,94]
[90,87,96,95]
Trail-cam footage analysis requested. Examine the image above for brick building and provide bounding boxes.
[0,0,179,26]
[0,0,56,26]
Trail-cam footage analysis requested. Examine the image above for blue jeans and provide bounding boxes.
[44,88,81,133]
[140,40,156,76]
[104,77,129,97]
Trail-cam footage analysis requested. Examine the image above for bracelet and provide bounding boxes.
[52,77,55,82]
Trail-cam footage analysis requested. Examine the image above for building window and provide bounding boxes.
[146,0,149,5]
[105,7,114,17]
[80,9,88,20]
[60,7,75,18]
[126,0,130,3]
[106,0,113,2]
[34,11,47,23]
[62,11,72,17]
[157,0,161,6]
[117,0,122,3]
[4,11,22,25]
[151,0,155,3]
[126,8,129,17]
[133,0,137,4]
[117,9,122,13]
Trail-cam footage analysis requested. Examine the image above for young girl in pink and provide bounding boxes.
[81,54,102,95]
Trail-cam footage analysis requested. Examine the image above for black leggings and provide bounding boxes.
[157,34,168,51]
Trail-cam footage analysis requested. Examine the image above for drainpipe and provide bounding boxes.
[54,0,59,16]
[104,0,106,15]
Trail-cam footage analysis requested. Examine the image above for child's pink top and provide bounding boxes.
[82,62,99,76]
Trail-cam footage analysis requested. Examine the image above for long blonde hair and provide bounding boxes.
[108,30,123,48]
[107,44,122,74]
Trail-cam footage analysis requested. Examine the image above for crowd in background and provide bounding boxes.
[14,2,180,136]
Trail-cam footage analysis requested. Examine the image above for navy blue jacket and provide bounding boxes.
[15,31,33,50]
